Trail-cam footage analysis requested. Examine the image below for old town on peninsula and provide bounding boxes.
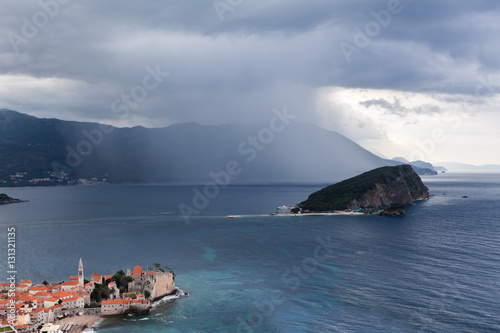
[0,259,179,332]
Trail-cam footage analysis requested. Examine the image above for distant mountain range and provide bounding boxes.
[0,109,440,186]
[392,156,500,172]
[392,157,438,175]
[435,162,500,172]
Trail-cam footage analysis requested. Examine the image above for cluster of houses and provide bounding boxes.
[0,170,106,186]
[0,277,90,332]
[0,259,172,333]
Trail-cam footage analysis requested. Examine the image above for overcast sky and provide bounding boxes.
[1,0,500,165]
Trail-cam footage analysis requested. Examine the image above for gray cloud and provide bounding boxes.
[0,0,500,127]
[359,98,441,117]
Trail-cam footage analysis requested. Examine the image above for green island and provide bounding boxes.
[226,165,431,219]
[297,165,430,216]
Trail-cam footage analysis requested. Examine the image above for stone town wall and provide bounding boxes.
[128,271,176,300]
[128,276,146,294]
[149,272,175,300]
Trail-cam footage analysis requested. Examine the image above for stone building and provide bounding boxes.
[91,273,103,286]
[60,296,84,310]
[101,295,149,316]
[108,282,120,300]
[130,298,149,313]
[60,281,80,292]
[127,265,176,300]
[101,298,131,315]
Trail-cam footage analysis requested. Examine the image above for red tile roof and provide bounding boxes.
[52,291,73,298]
[29,286,48,292]
[34,292,51,297]
[62,280,79,286]
[132,265,142,276]
[102,298,130,305]
[62,296,80,302]
[131,299,148,304]
[18,294,36,302]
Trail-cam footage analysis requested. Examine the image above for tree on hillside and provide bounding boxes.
[111,270,132,293]
[91,283,111,302]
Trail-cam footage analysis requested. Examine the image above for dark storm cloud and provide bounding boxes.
[0,0,499,125]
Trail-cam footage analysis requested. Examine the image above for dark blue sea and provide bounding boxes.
[1,173,499,332]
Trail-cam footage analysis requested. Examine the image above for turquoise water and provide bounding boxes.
[1,173,499,332]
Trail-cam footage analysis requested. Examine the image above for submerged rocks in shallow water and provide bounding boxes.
[375,205,406,216]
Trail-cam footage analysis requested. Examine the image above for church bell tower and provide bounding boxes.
[78,258,84,288]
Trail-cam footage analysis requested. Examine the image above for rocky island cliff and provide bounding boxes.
[0,193,26,204]
[298,165,430,215]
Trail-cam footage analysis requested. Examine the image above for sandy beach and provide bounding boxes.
[55,315,101,332]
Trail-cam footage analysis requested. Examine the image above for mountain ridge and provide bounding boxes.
[0,109,423,186]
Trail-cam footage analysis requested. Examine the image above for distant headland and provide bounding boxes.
[0,193,27,205]
[0,259,183,332]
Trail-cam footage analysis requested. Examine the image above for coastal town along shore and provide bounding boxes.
[0,259,176,333]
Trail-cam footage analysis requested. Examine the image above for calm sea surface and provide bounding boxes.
[1,173,499,332]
